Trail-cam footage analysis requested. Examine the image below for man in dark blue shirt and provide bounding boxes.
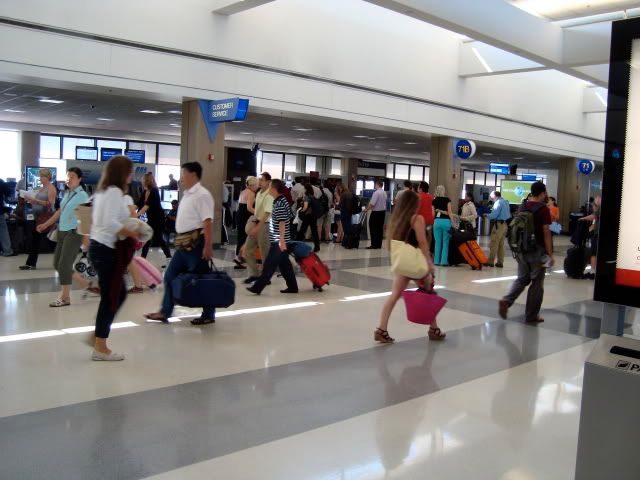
[247,179,299,295]
[0,179,14,256]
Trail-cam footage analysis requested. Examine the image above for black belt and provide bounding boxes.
[495,220,506,223]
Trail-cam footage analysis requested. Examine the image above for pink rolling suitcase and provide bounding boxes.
[131,256,163,287]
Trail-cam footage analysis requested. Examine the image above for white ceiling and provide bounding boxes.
[510,0,640,21]
[0,80,560,169]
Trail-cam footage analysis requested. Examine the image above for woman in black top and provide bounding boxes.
[137,173,172,260]
[337,184,353,248]
[295,184,321,252]
[431,185,454,266]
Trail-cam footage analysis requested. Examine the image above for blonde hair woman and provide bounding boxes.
[432,185,454,266]
[375,190,445,343]
[234,176,259,268]
[20,168,57,270]
[137,172,172,260]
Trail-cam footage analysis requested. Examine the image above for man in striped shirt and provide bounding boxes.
[247,179,299,295]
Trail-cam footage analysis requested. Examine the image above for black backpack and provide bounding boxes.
[351,194,361,213]
[508,203,545,256]
[308,196,323,219]
[319,189,330,214]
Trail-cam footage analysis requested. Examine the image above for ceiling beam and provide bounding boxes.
[212,0,277,16]
[364,0,610,86]
[459,41,546,78]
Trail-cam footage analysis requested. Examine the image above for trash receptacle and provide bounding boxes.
[478,216,491,236]
[575,334,640,480]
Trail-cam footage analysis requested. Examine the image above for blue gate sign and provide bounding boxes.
[577,159,595,175]
[455,139,476,159]
[198,97,250,141]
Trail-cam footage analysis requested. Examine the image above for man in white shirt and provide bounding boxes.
[145,162,215,325]
[291,177,306,204]
[365,180,388,249]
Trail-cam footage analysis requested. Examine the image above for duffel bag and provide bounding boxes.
[172,261,235,308]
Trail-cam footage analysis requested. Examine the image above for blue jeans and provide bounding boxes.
[434,218,452,265]
[0,213,12,256]
[161,240,215,320]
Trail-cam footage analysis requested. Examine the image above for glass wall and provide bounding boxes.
[331,158,342,175]
[40,135,61,159]
[128,142,158,164]
[284,154,297,173]
[261,152,284,179]
[305,156,316,173]
[394,164,409,180]
[0,130,20,180]
[63,137,95,160]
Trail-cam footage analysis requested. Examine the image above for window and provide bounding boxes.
[394,164,409,180]
[0,130,20,180]
[496,174,506,188]
[156,165,180,188]
[158,144,180,165]
[424,167,430,184]
[40,135,61,159]
[97,139,126,152]
[261,152,283,179]
[40,159,67,182]
[305,156,316,173]
[386,163,394,179]
[410,165,423,181]
[485,173,496,188]
[63,137,94,160]
[463,170,475,187]
[331,158,342,175]
[284,154,297,173]
[128,142,158,164]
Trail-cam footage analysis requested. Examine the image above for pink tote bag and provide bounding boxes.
[402,289,447,325]
[131,257,163,286]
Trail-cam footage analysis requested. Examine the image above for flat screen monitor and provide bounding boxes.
[100,148,123,161]
[26,166,57,190]
[490,163,510,174]
[76,146,98,161]
[594,18,640,308]
[500,180,534,204]
[161,189,179,203]
[124,149,145,164]
[521,174,538,181]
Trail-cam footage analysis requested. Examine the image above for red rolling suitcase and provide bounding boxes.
[297,252,331,291]
[467,240,488,265]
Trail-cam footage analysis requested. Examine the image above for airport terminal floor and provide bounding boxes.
[1,236,637,479]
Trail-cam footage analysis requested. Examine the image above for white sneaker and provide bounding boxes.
[91,350,125,361]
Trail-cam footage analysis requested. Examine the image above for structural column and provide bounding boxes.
[180,100,227,246]
[346,158,359,193]
[557,157,580,230]
[429,136,461,202]
[20,131,40,173]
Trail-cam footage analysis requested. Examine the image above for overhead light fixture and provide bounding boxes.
[388,148,398,151]
[404,142,418,145]
[345,143,356,146]
[167,110,182,114]
[294,128,313,132]
[140,110,162,114]
[482,152,493,156]
[297,138,309,141]
[231,120,244,123]
[353,135,368,138]
[239,132,253,135]
[268,123,279,126]
[513,157,524,160]
[169,123,181,127]
[96,117,113,121]
[4,109,25,113]
[377,136,388,140]
[71,114,81,117]
[39,99,64,104]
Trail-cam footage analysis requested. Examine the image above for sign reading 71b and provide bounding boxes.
[455,139,476,159]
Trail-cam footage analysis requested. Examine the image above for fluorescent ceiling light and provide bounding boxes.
[294,128,313,132]
[239,132,253,135]
[482,152,493,156]
[297,138,309,141]
[353,135,368,138]
[96,117,113,121]
[388,148,398,151]
[140,110,162,114]
[39,99,64,104]
[404,142,418,145]
[513,156,525,160]
[169,123,181,127]
[167,110,181,114]
[345,143,356,146]
[4,109,25,113]
[471,47,493,73]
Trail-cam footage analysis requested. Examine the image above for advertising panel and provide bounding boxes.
[500,180,534,204]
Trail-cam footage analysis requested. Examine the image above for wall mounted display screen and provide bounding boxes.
[521,174,538,181]
[76,146,98,161]
[100,148,123,161]
[490,163,510,174]
[594,18,640,308]
[500,180,534,204]
[124,149,146,164]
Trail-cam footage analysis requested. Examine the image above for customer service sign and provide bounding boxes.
[616,39,640,287]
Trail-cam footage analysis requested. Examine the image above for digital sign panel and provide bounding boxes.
[500,180,534,205]
[100,148,123,161]
[76,146,98,161]
[594,18,640,308]
[490,163,510,174]
[124,149,146,164]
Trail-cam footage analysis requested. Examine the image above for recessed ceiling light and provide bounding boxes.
[39,99,64,104]
[96,117,113,121]
[297,138,309,141]
[294,128,313,132]
[388,148,399,151]
[140,110,162,114]
[353,135,368,138]
[268,123,279,126]
[345,143,356,146]
[71,114,81,117]
[482,152,493,156]
[367,137,377,140]
[3,93,17,97]
[239,132,253,135]
[169,123,181,127]
[513,157,524,160]
[167,110,181,114]
[3,109,25,113]
[377,136,388,139]
[231,120,244,123]
[404,142,418,145]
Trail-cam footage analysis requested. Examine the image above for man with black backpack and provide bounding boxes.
[499,181,554,323]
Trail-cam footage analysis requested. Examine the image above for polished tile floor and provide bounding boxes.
[0,235,626,479]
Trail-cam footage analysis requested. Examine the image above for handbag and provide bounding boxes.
[36,209,55,233]
[389,219,429,279]
[550,222,562,235]
[172,260,235,308]
[47,228,58,242]
[402,289,447,325]
[75,203,93,235]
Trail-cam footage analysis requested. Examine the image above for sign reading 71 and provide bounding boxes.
[455,139,476,159]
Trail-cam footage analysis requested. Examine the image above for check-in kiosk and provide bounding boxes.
[575,17,640,480]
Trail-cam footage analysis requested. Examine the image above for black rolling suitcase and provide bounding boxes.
[344,219,362,249]
[564,246,587,279]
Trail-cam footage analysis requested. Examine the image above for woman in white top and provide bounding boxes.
[459,193,478,227]
[89,156,140,361]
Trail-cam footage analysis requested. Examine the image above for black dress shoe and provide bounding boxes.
[246,286,261,295]
[495,263,504,268]
[243,276,259,284]
[280,288,299,294]
[19,265,35,270]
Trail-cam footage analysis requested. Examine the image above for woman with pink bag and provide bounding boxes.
[374,190,446,343]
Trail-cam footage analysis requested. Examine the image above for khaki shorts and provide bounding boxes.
[320,211,334,228]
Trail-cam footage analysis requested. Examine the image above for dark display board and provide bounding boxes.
[100,148,123,161]
[594,17,640,308]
